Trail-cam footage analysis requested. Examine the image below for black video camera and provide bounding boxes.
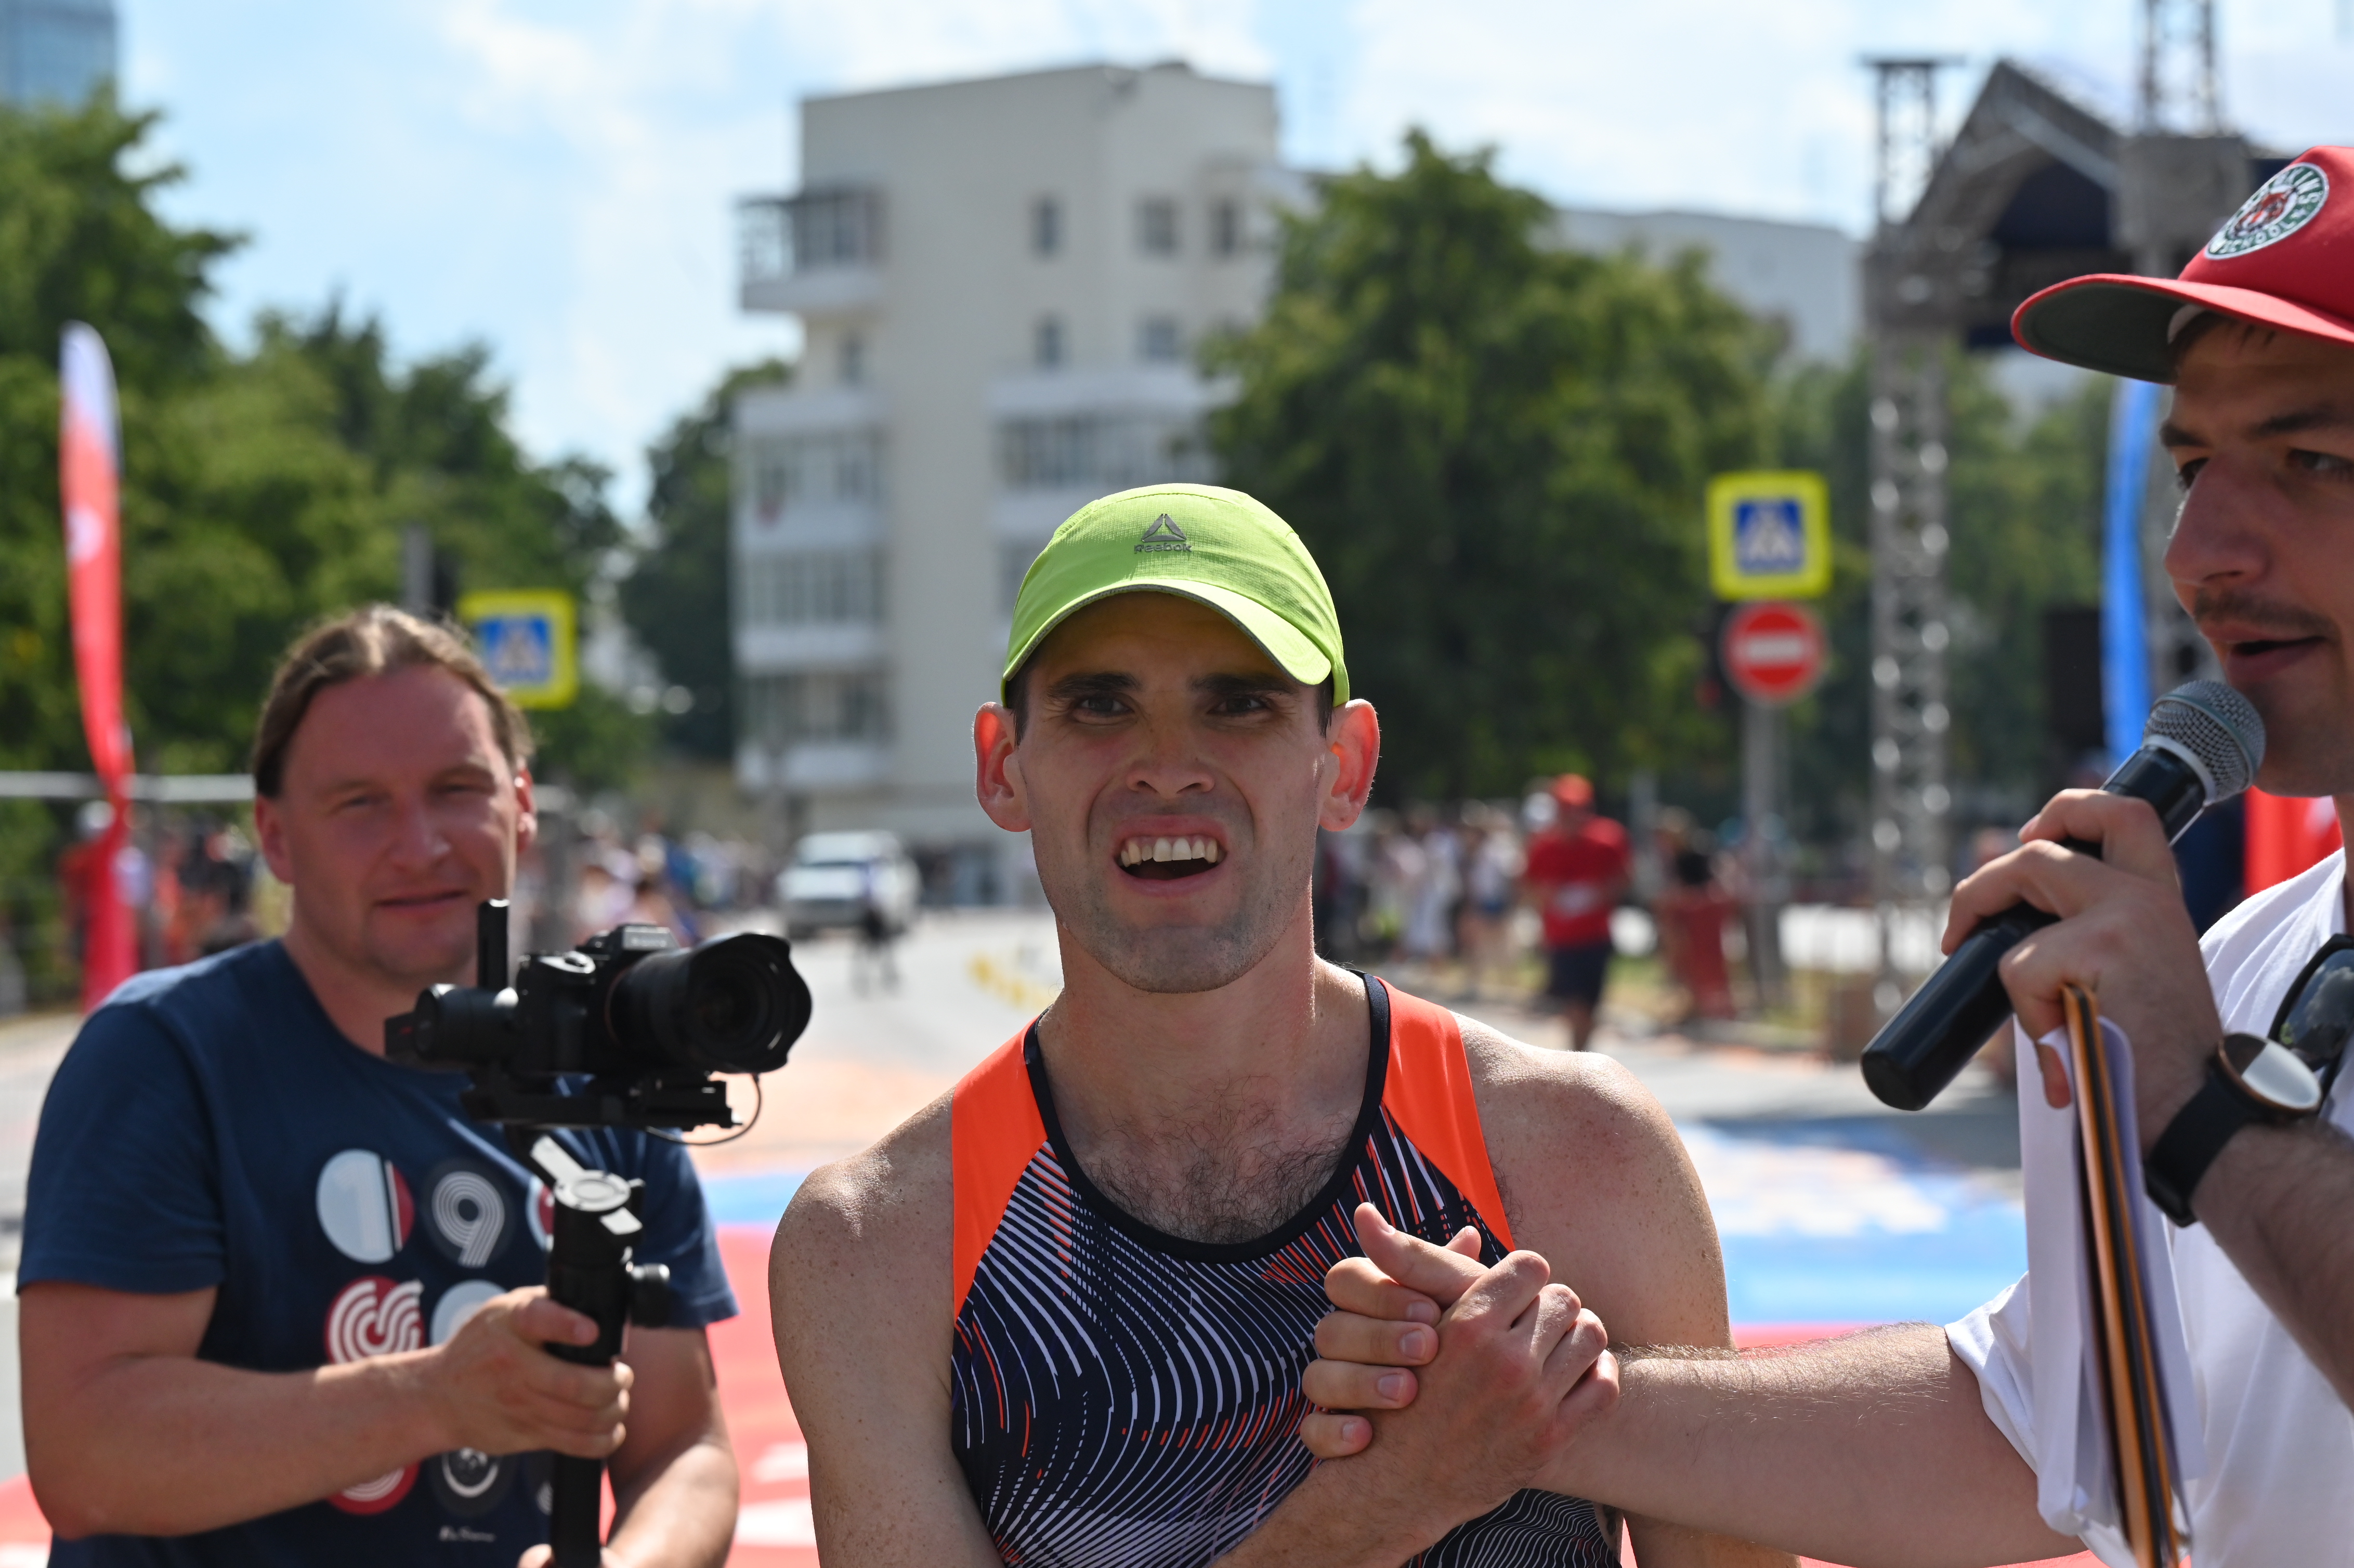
[385,899,813,1132]
[386,899,812,1567]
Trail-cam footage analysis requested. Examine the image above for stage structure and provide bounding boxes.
[2122,0,2256,701]
[1859,32,2265,1007]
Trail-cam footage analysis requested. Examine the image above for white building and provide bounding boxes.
[729,62,1865,899]
[1552,207,1859,364]
[732,62,1282,899]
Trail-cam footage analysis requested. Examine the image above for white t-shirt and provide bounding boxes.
[1949,849,2354,1565]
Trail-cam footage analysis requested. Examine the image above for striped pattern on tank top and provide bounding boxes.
[947,978,1619,1568]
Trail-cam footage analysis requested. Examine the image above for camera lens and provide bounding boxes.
[606,933,810,1075]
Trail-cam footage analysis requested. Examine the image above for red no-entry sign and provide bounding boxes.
[1721,600,1827,707]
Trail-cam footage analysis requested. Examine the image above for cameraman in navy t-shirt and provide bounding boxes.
[20,607,740,1568]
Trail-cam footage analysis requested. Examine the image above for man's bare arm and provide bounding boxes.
[22,1279,630,1538]
[1305,1228,2077,1568]
[2177,1117,2354,1405]
[769,1097,1005,1568]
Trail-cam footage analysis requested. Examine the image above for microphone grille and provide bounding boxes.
[2144,680,2266,802]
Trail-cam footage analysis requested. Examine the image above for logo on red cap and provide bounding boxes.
[2205,163,2330,261]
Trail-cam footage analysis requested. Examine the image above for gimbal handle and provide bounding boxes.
[520,1135,671,1568]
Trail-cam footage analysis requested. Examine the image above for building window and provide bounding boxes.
[1032,195,1061,257]
[743,430,884,523]
[1136,197,1179,256]
[1138,316,1182,363]
[739,549,886,629]
[1035,316,1064,369]
[747,671,890,747]
[1000,540,1043,613]
[839,332,866,386]
[788,186,883,269]
[1211,198,1241,257]
[997,413,1212,491]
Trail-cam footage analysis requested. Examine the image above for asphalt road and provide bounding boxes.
[0,910,2031,1486]
[0,914,2024,1270]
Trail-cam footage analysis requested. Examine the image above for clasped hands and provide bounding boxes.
[1297,1203,1613,1496]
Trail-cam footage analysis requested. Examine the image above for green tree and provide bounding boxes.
[0,97,653,997]
[1209,132,1780,800]
[622,359,793,760]
[0,93,239,780]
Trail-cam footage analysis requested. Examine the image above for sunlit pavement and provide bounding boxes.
[0,915,2083,1565]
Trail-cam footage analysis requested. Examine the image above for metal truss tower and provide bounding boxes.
[2138,0,2220,134]
[2123,0,2240,703]
[1865,59,1955,1007]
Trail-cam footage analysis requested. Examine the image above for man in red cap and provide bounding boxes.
[1521,776,1632,1050]
[1294,148,2354,1565]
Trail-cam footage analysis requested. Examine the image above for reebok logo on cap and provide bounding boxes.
[1002,483,1350,705]
[1135,514,1190,553]
[2206,163,2330,260]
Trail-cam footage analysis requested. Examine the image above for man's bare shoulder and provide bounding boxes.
[1452,1013,1727,1346]
[1455,1013,1682,1168]
[770,1088,954,1349]
[774,1086,953,1269]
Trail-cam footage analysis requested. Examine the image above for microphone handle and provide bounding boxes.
[1859,833,2115,1109]
[1858,902,2058,1110]
[1859,744,2216,1110]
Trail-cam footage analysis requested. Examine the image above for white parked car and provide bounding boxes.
[777,831,920,939]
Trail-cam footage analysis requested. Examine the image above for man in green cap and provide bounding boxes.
[770,483,1783,1567]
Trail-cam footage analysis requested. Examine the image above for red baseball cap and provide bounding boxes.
[1550,774,1594,810]
[2011,146,2354,383]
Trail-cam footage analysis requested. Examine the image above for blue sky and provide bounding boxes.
[121,1,2354,511]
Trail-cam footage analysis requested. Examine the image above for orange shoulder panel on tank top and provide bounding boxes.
[1378,987,1516,1251]
[950,1027,1051,1319]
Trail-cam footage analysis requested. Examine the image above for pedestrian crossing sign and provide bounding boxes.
[1707,471,1830,600]
[458,590,578,710]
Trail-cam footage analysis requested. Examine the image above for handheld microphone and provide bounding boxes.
[1859,680,2266,1111]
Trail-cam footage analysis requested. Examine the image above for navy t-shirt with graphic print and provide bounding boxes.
[21,938,738,1566]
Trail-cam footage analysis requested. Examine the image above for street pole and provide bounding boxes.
[1741,696,1786,1011]
[401,523,433,616]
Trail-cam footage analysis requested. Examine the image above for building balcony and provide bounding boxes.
[735,383,883,436]
[738,187,884,316]
[733,386,887,542]
[986,366,1231,497]
[735,621,887,674]
[986,364,1231,420]
[735,740,890,793]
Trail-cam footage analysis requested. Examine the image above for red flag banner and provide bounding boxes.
[61,321,135,1009]
[2245,787,2343,896]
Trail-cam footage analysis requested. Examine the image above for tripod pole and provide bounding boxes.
[542,1164,648,1568]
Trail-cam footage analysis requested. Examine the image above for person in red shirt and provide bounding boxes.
[1520,775,1631,1050]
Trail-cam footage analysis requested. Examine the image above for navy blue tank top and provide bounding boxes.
[946,978,1617,1567]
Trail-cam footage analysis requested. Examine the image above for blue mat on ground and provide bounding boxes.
[702,1168,807,1227]
[697,1117,2032,1330]
[1691,1117,2027,1326]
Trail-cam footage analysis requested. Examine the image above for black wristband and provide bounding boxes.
[2144,1054,2273,1226]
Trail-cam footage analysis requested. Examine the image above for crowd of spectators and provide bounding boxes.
[1313,781,1746,1034]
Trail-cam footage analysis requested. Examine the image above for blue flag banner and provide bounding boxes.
[2103,379,2162,768]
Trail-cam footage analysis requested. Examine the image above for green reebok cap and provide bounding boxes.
[1003,483,1350,706]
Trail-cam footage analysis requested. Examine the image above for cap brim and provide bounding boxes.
[2013,273,2354,383]
[1003,580,1335,700]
